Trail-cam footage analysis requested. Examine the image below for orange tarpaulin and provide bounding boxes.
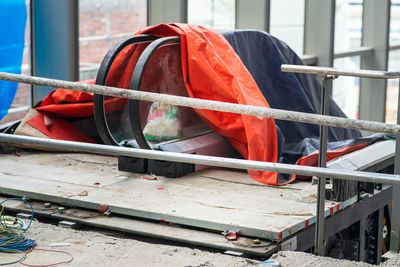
[137,23,279,184]
[30,24,280,185]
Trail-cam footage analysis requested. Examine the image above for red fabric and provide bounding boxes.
[29,23,368,185]
[137,24,279,184]
[290,142,372,182]
[35,42,149,119]
[29,43,149,141]
[26,112,96,143]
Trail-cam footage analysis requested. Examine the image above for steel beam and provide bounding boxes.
[235,0,270,32]
[31,0,79,104]
[147,0,187,26]
[359,0,390,123]
[304,0,335,66]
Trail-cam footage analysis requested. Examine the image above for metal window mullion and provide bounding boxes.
[359,0,390,123]
[31,0,79,104]
[235,0,270,32]
[147,0,188,26]
[304,0,335,67]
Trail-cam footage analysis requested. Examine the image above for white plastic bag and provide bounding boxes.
[143,103,182,142]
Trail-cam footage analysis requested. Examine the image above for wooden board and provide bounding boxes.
[0,151,356,241]
[0,196,278,257]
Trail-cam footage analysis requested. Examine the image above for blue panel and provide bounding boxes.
[0,0,27,120]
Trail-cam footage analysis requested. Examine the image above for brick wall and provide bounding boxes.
[79,0,146,66]
[2,0,146,123]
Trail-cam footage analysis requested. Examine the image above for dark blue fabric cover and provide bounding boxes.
[221,30,365,166]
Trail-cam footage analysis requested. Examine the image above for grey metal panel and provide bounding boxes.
[359,0,390,123]
[147,0,187,26]
[328,140,395,172]
[235,0,270,32]
[31,0,79,104]
[304,0,335,66]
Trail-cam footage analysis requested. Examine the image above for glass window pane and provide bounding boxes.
[333,56,361,119]
[188,0,235,30]
[270,0,305,55]
[386,50,400,123]
[390,0,400,44]
[334,0,363,52]
[79,0,147,80]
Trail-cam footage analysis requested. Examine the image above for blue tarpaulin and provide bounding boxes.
[0,0,27,120]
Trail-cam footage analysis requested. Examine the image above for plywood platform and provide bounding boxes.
[0,151,357,241]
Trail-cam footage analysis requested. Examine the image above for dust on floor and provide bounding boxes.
[1,220,260,267]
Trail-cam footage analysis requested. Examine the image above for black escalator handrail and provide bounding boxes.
[93,34,159,146]
[129,36,181,150]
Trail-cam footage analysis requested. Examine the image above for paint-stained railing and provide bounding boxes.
[0,67,400,256]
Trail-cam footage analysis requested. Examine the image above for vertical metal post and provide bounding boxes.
[315,76,333,255]
[304,0,335,66]
[376,208,384,264]
[147,0,188,26]
[31,0,79,105]
[359,217,367,261]
[360,0,390,123]
[389,79,400,253]
[235,0,270,32]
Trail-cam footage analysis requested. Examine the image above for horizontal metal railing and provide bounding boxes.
[282,64,400,256]
[0,72,399,135]
[1,68,400,256]
[281,64,400,79]
[0,133,399,185]
[334,46,374,59]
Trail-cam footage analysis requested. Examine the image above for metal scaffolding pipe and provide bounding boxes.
[281,64,400,79]
[1,133,400,186]
[0,72,400,134]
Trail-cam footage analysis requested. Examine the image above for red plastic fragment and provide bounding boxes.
[142,176,157,180]
[14,153,21,157]
[94,182,101,186]
[226,229,240,241]
[98,204,108,212]
[157,187,165,190]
